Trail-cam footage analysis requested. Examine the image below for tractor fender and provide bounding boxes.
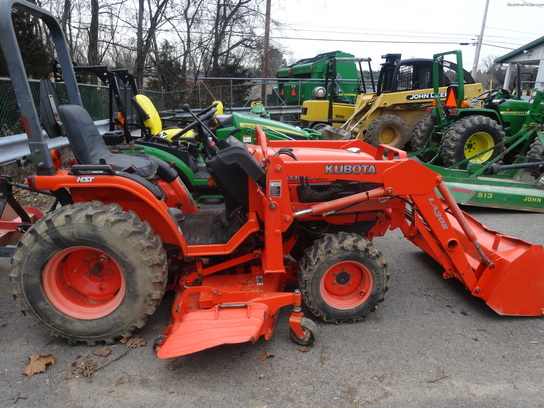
[451,108,503,126]
[30,170,188,251]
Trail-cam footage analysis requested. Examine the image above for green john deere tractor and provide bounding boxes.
[411,50,544,167]
[410,50,544,213]
[47,66,322,204]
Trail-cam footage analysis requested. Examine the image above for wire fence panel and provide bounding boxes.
[0,75,380,136]
[0,78,114,136]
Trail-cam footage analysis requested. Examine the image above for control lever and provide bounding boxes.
[181,104,222,157]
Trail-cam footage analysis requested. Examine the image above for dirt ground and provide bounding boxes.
[1,206,544,408]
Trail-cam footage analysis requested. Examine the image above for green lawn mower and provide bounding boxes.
[49,66,322,203]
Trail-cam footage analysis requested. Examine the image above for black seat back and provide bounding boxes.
[58,104,158,178]
[206,137,265,217]
[58,104,113,164]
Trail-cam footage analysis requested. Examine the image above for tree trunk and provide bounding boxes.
[88,0,99,82]
[135,0,145,88]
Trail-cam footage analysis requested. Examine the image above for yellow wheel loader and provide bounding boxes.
[302,54,483,149]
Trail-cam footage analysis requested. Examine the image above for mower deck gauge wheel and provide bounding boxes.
[290,317,318,346]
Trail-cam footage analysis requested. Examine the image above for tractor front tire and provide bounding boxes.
[10,201,168,344]
[411,114,440,163]
[527,138,544,179]
[365,115,409,149]
[298,232,389,324]
[440,115,505,168]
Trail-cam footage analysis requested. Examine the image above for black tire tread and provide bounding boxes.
[298,232,389,324]
[365,114,409,149]
[440,115,505,167]
[527,138,544,178]
[10,201,167,345]
[411,114,439,163]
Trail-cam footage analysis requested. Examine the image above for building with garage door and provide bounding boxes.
[495,36,544,95]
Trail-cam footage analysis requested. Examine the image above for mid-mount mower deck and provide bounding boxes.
[2,0,544,359]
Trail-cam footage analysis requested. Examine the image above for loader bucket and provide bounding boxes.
[445,210,544,316]
[483,245,544,316]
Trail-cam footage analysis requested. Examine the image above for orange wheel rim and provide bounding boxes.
[320,261,373,309]
[42,246,125,319]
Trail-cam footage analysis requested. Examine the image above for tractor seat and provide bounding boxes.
[132,94,196,142]
[58,104,158,178]
[206,136,265,218]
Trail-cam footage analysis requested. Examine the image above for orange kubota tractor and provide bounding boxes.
[3,0,544,359]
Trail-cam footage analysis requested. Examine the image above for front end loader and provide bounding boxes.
[3,0,544,360]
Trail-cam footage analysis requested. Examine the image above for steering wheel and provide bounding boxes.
[196,101,219,118]
[255,125,268,160]
[474,88,513,104]
[170,103,218,142]
[353,76,366,94]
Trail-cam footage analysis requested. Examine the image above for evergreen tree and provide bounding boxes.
[0,6,50,78]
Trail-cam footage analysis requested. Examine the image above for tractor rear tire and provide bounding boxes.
[527,138,544,179]
[440,115,505,168]
[411,114,441,163]
[10,201,168,345]
[298,232,389,323]
[365,114,409,149]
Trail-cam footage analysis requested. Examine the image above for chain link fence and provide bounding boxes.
[0,78,114,136]
[1,75,374,136]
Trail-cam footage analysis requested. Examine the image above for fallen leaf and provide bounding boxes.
[120,335,147,349]
[298,346,311,352]
[93,346,112,357]
[23,354,55,377]
[258,351,274,361]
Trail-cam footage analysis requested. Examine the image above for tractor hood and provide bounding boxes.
[215,112,322,141]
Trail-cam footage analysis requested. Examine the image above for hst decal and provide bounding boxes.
[76,176,95,183]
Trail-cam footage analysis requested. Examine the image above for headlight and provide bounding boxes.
[312,87,327,99]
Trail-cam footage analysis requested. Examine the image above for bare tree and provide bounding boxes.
[22,0,284,108]
[88,0,99,67]
[133,0,172,87]
[201,0,262,77]
[475,55,506,90]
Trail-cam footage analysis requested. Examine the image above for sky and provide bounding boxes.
[269,0,543,72]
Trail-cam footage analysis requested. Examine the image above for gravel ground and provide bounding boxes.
[1,206,544,408]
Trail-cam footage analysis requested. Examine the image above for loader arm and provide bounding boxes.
[279,141,544,316]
